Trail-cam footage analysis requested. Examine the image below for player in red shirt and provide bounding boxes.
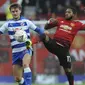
[40,7,85,85]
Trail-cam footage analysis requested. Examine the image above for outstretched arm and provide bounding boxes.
[79,21,85,31]
[28,20,44,35]
[44,18,58,30]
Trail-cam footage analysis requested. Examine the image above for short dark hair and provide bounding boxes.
[66,6,77,14]
[9,3,22,11]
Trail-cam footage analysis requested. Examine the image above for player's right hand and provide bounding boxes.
[44,18,57,29]
[25,39,32,49]
[47,18,57,24]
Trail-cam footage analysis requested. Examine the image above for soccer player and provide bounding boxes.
[0,3,45,85]
[40,7,85,85]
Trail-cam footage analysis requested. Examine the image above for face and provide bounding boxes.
[65,8,74,20]
[10,8,21,19]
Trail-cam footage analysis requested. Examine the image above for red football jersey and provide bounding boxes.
[53,17,85,47]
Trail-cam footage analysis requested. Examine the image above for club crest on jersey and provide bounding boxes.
[70,23,75,27]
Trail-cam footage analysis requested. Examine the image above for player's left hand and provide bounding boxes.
[25,39,32,49]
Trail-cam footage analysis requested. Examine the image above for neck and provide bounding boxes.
[13,16,21,20]
[66,16,75,21]
[65,18,73,21]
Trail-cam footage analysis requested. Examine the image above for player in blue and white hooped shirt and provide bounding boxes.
[0,3,46,85]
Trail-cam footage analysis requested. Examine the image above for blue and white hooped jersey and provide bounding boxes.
[0,16,37,53]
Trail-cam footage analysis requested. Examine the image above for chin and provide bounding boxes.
[14,17,19,19]
[15,17,18,18]
[66,18,70,20]
[66,17,72,20]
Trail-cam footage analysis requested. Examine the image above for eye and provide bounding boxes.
[16,10,18,12]
[11,11,15,13]
[67,11,71,13]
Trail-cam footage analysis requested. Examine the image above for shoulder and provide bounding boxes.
[20,16,33,23]
[19,16,29,22]
[72,20,84,29]
[74,20,83,26]
[78,20,85,24]
[20,16,30,21]
[2,20,12,26]
[4,19,15,26]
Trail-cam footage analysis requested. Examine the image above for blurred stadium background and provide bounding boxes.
[0,0,85,85]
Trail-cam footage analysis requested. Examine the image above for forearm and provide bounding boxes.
[44,18,58,30]
[44,23,55,29]
[34,27,44,35]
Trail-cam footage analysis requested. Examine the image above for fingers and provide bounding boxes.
[26,40,32,49]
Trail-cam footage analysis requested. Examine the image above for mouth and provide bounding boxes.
[14,15,17,17]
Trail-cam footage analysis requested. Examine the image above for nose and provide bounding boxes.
[13,11,17,15]
[14,12,16,14]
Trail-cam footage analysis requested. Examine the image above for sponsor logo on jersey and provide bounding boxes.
[60,25,72,30]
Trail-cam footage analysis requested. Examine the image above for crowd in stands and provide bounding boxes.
[0,0,85,20]
[0,0,85,75]
[21,0,85,20]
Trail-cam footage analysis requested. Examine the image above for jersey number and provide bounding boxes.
[67,56,71,62]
